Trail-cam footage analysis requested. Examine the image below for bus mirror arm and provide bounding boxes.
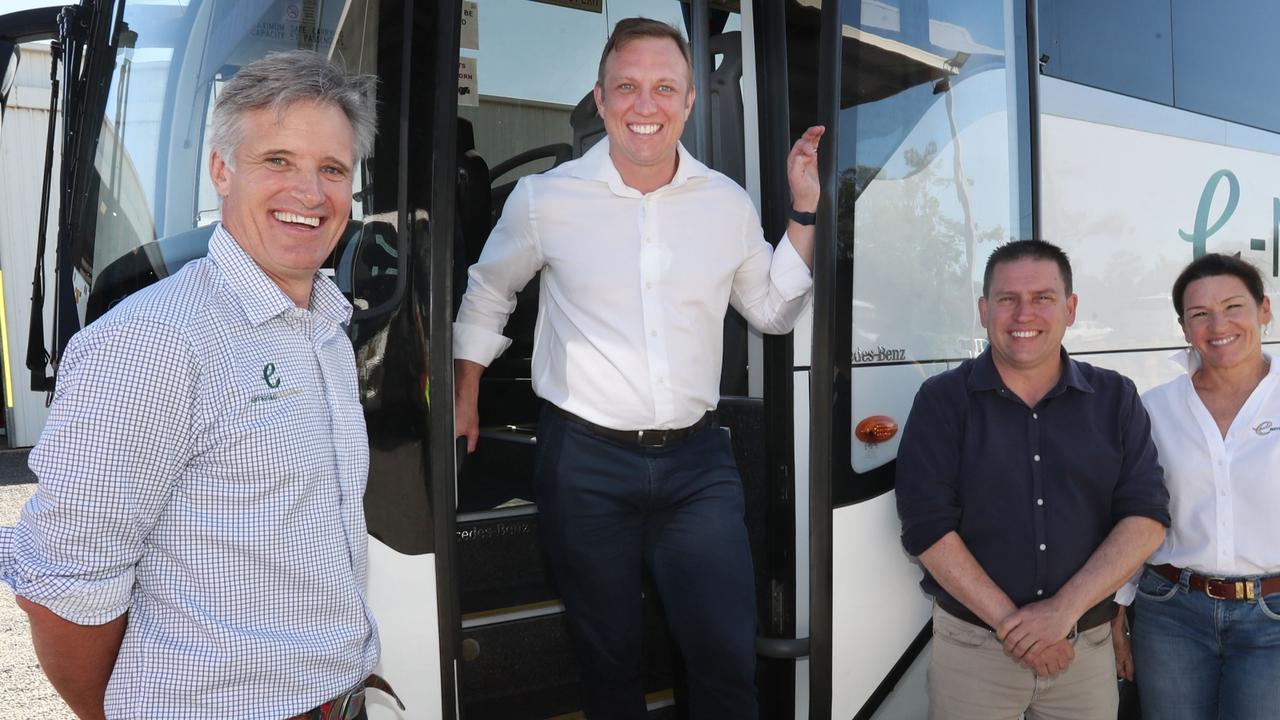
[755,635,810,659]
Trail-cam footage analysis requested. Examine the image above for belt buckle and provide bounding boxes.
[637,429,667,448]
[1204,577,1234,600]
[331,688,365,720]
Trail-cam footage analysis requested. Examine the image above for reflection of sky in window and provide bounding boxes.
[468,0,738,106]
[850,1,1004,57]
[843,69,1014,248]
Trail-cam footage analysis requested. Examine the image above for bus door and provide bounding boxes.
[445,1,816,717]
[802,0,1036,717]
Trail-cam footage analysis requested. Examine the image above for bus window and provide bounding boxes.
[80,0,388,323]
[833,2,1030,495]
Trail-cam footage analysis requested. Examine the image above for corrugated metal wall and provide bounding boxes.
[0,44,59,448]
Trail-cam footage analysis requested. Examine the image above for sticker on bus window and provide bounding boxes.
[531,0,602,12]
[458,56,479,107]
[461,1,478,51]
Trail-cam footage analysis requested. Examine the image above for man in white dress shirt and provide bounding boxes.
[453,17,822,720]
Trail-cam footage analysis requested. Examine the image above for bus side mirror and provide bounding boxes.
[336,219,401,314]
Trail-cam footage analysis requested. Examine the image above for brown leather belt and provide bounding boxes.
[936,596,1116,635]
[548,404,717,448]
[1151,563,1280,602]
[290,673,403,720]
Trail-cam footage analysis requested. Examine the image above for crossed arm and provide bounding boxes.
[919,532,1075,677]
[995,516,1164,660]
[920,516,1164,677]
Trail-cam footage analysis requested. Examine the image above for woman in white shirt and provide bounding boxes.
[1127,253,1280,719]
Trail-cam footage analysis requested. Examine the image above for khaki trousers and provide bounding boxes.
[928,604,1118,720]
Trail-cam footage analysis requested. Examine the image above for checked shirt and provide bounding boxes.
[0,225,378,719]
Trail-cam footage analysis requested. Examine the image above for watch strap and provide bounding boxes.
[788,207,817,226]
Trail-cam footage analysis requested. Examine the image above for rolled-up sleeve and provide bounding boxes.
[895,378,964,556]
[454,177,546,366]
[1112,378,1170,527]
[2,318,198,625]
[729,202,813,335]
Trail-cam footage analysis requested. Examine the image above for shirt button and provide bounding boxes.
[1036,589,1044,596]
[1039,544,1046,551]
[1036,498,1044,506]
[1033,454,1041,462]
[646,283,653,290]
[1032,413,1038,420]
[650,330,657,337]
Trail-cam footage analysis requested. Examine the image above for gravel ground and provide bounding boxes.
[1,450,75,719]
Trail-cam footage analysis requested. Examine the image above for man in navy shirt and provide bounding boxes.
[896,240,1169,719]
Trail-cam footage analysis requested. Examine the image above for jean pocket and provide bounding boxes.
[1077,622,1113,649]
[1135,568,1179,602]
[933,609,992,649]
[1258,592,1280,621]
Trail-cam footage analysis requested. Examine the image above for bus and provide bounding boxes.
[1,0,1277,718]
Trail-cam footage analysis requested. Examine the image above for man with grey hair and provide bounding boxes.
[0,50,392,719]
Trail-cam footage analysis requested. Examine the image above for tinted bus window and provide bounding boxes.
[1038,0,1173,105]
[1172,1,1280,133]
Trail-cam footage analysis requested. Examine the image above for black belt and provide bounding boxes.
[936,596,1116,636]
[548,404,717,448]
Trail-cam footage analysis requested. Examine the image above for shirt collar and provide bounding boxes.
[967,346,1094,396]
[1171,347,1280,377]
[569,137,710,196]
[208,224,352,328]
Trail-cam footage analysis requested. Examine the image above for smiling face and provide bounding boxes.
[1180,274,1272,371]
[593,35,695,192]
[979,257,1078,379]
[210,101,355,306]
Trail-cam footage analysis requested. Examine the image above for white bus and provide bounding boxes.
[1,0,1276,718]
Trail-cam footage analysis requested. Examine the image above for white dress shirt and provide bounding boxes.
[1118,349,1280,604]
[454,138,813,431]
[1,226,378,718]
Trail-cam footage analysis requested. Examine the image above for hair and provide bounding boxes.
[982,239,1074,297]
[596,17,694,91]
[1171,252,1267,319]
[209,50,377,168]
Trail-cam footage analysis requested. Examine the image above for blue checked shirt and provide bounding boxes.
[0,226,378,719]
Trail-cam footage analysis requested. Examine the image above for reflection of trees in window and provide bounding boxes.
[841,141,1004,357]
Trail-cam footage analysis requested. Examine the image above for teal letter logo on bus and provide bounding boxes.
[1180,169,1239,259]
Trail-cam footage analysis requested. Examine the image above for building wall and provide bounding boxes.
[0,43,59,448]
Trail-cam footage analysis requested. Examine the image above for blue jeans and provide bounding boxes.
[1131,565,1280,720]
[534,407,758,720]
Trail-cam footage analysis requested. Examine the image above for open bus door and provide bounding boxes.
[12,0,825,717]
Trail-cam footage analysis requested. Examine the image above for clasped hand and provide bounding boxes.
[996,599,1078,677]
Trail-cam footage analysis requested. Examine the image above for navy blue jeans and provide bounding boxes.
[1131,566,1280,720]
[534,408,758,720]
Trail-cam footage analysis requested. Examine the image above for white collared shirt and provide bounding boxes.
[454,139,813,431]
[1121,350,1280,602]
[1,226,377,718]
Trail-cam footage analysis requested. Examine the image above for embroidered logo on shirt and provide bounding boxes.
[1253,420,1278,436]
[251,363,301,403]
[263,363,281,388]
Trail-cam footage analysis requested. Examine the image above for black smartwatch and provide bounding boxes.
[789,207,817,226]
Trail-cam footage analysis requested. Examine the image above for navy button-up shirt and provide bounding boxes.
[896,348,1169,611]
